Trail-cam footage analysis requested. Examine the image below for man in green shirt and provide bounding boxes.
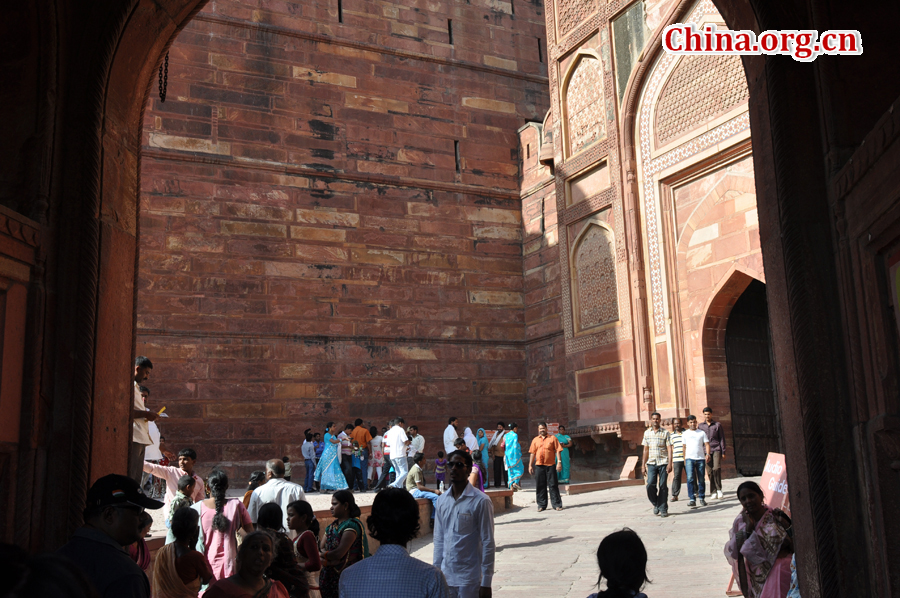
[406,452,441,526]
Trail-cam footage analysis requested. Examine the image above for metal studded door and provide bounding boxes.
[725,280,782,475]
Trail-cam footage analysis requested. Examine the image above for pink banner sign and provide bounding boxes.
[759,452,790,516]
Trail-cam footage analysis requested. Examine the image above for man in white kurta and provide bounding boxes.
[386,420,410,489]
[444,417,461,455]
[434,450,495,598]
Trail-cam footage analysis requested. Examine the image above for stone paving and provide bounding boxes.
[407,477,753,598]
[149,476,752,597]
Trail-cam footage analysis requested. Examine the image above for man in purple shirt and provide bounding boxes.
[699,407,726,499]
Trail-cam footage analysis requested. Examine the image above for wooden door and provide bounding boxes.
[725,280,781,475]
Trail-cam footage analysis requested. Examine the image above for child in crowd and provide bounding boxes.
[587,528,649,598]
[351,441,364,491]
[287,500,321,577]
[283,456,293,481]
[242,470,266,509]
[153,505,215,596]
[434,451,447,487]
[314,434,325,459]
[257,503,309,598]
[166,474,197,544]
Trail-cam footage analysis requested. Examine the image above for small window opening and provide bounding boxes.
[448,20,453,45]
[338,0,343,23]
[526,144,531,159]
[454,140,461,173]
[537,37,543,63]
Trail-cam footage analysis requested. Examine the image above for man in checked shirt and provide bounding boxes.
[641,412,673,517]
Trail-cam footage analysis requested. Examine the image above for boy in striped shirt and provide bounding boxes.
[670,418,685,501]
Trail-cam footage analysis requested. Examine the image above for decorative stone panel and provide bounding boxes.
[655,54,748,148]
[565,56,606,157]
[638,0,750,336]
[573,224,618,331]
[555,0,595,40]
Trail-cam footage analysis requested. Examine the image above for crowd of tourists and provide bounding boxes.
[44,447,500,598]
[291,416,574,499]
[0,355,801,598]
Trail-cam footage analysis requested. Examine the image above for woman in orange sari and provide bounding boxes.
[153,507,215,598]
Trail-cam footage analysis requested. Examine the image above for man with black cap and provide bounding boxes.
[58,473,163,598]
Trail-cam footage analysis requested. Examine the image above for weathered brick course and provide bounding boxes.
[139,0,548,475]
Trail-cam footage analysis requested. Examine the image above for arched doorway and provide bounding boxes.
[724,280,781,475]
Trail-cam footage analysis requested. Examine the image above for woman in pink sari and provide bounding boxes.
[725,481,793,598]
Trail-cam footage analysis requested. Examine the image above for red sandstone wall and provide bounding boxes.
[673,154,762,474]
[137,0,549,477]
[517,124,565,430]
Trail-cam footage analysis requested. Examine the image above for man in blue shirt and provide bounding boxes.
[340,488,449,597]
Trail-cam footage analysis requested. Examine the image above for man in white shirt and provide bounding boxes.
[301,430,317,493]
[247,458,307,530]
[386,418,410,489]
[444,417,460,455]
[407,425,425,469]
[681,415,711,508]
[138,385,168,491]
[130,356,158,482]
[434,450,495,598]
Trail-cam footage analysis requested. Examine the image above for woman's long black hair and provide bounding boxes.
[287,499,321,538]
[258,502,285,532]
[207,468,230,533]
[595,528,650,597]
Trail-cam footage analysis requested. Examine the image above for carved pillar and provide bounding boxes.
[622,159,654,416]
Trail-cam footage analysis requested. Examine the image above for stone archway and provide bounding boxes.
[723,279,780,475]
[698,265,760,472]
[3,0,210,549]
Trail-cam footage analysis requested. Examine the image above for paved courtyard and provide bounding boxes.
[150,476,750,597]
[407,477,751,598]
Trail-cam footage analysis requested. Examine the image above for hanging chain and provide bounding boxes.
[158,52,169,102]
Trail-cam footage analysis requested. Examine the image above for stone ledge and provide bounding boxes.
[485,488,514,511]
[562,479,645,495]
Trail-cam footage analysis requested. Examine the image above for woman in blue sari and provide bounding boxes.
[555,425,573,484]
[314,422,349,492]
[476,428,490,488]
[504,422,524,491]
